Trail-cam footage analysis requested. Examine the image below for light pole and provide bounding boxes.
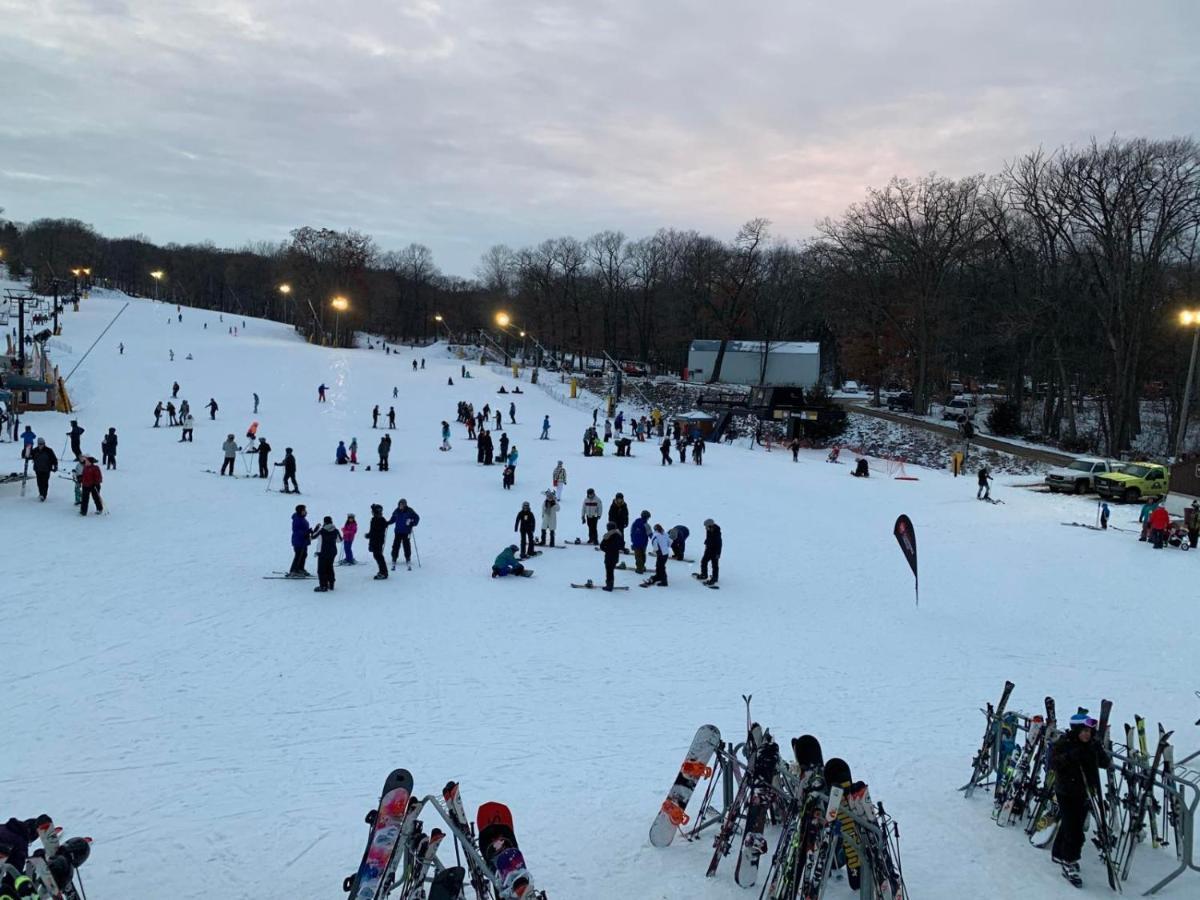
[278,283,292,325]
[434,313,450,342]
[495,311,511,364]
[331,295,349,346]
[151,270,164,301]
[1174,309,1200,460]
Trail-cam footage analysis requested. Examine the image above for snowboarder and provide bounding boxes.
[119,342,124,354]
[275,447,299,493]
[976,465,991,500]
[29,438,58,501]
[699,518,721,585]
[367,504,389,578]
[340,513,358,565]
[642,523,671,587]
[378,434,391,471]
[540,415,550,440]
[631,510,652,574]
[660,437,673,466]
[313,516,342,591]
[220,435,239,475]
[101,428,118,470]
[179,399,190,421]
[668,524,690,560]
[852,457,870,477]
[599,522,624,591]
[441,421,451,451]
[608,492,629,536]
[289,504,312,576]
[154,401,163,427]
[318,383,327,402]
[515,501,537,558]
[172,381,180,399]
[1050,713,1108,888]
[180,413,195,442]
[388,499,420,569]
[372,405,380,428]
[387,406,396,429]
[79,457,103,515]
[256,438,271,476]
[552,460,567,500]
[540,491,559,547]
[253,392,259,414]
[206,398,218,420]
[509,402,516,424]
[336,441,348,465]
[581,488,604,544]
[491,545,527,578]
[67,420,84,458]
[412,359,418,371]
[349,437,358,465]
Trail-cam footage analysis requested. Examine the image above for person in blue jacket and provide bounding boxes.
[289,504,312,576]
[335,440,348,464]
[630,509,652,574]
[507,446,519,467]
[668,524,690,560]
[20,426,36,457]
[492,545,527,577]
[388,498,421,569]
[540,416,551,440]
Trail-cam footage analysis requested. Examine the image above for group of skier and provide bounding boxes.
[18,420,107,514]
[287,498,420,590]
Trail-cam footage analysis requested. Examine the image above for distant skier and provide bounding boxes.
[976,466,991,500]
[367,504,389,578]
[388,499,420,570]
[581,488,604,544]
[349,437,358,465]
[495,410,502,431]
[256,437,271,476]
[499,432,510,461]
[509,402,517,424]
[668,524,690,560]
[275,447,299,493]
[167,401,178,426]
[502,464,515,489]
[154,401,163,427]
[392,386,399,399]
[642,524,671,587]
[540,491,559,547]
[552,461,567,500]
[599,522,624,591]
[631,510,652,574]
[378,434,391,471]
[1101,502,1112,532]
[515,501,536,558]
[336,441,348,465]
[790,437,801,461]
[180,413,195,442]
[29,438,58,501]
[101,428,118,470]
[221,435,239,475]
[253,392,259,414]
[340,513,357,565]
[79,457,104,515]
[1050,714,1108,888]
[540,415,550,440]
[387,406,396,429]
[67,420,84,458]
[507,445,519,468]
[372,405,380,428]
[318,383,327,402]
[608,492,629,537]
[172,381,180,399]
[288,504,312,576]
[491,545,528,578]
[660,437,673,466]
[20,425,36,455]
[441,421,451,451]
[206,398,218,420]
[699,518,721,586]
[412,359,418,371]
[421,359,425,369]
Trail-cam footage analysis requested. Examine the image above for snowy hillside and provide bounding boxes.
[5,288,1200,898]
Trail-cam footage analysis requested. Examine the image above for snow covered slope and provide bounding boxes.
[5,289,1199,898]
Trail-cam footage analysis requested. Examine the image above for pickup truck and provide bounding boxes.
[1095,462,1171,503]
[1044,459,1124,494]
[941,397,977,420]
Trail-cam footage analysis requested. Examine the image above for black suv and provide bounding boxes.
[887,392,914,412]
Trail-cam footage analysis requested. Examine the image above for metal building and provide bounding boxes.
[686,340,819,386]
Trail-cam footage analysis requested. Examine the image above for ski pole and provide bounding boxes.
[265,466,276,493]
[412,532,422,568]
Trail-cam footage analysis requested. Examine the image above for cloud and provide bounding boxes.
[0,0,1197,273]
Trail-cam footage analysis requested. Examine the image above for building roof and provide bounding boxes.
[677,410,716,420]
[689,340,819,355]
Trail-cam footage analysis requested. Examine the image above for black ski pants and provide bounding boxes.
[700,549,720,583]
[290,547,308,575]
[103,450,116,469]
[391,533,412,563]
[283,474,298,492]
[649,552,668,585]
[1051,790,1087,863]
[604,555,618,589]
[661,449,672,465]
[80,485,103,515]
[519,529,535,557]
[371,547,388,576]
[36,472,50,499]
[586,517,599,543]
[221,457,235,475]
[317,554,336,589]
[258,456,269,477]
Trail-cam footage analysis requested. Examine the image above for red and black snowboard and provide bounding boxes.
[478,801,542,899]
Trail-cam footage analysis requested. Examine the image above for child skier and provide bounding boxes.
[976,466,992,500]
[340,513,358,565]
[1100,502,1111,531]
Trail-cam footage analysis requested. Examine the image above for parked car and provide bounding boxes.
[941,397,977,420]
[841,380,861,394]
[585,367,605,378]
[887,392,914,412]
[621,362,648,377]
[948,380,964,394]
[1095,462,1171,503]
[1044,458,1125,494]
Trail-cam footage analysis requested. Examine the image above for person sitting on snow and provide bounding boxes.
[492,545,527,577]
[335,441,348,465]
[852,457,870,477]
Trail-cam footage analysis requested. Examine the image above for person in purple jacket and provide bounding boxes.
[289,504,312,577]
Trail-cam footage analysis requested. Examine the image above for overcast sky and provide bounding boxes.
[2,1,1197,275]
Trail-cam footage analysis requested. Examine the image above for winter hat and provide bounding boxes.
[346,513,356,520]
[704,518,715,527]
[640,510,651,518]
[522,502,531,508]
[1069,713,1098,730]
[509,544,519,552]
[371,504,383,512]
[323,516,333,524]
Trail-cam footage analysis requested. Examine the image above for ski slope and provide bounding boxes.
[5,288,1200,899]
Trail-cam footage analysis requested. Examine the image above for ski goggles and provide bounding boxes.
[1070,714,1098,730]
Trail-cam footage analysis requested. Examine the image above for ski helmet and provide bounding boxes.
[1069,713,1098,730]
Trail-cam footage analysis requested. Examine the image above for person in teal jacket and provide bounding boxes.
[1138,497,1160,541]
[492,544,527,577]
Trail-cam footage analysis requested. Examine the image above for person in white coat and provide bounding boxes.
[540,490,559,547]
[644,523,673,587]
[552,460,567,500]
[220,434,240,476]
[581,488,604,544]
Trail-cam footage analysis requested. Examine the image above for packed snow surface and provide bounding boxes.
[5,289,1199,898]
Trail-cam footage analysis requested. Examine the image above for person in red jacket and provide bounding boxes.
[1148,503,1170,549]
[80,457,104,516]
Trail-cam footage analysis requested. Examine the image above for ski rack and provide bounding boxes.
[1118,746,1200,896]
[685,740,743,840]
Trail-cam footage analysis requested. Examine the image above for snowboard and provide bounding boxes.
[571,582,630,591]
[477,802,537,899]
[735,733,781,887]
[649,724,722,847]
[264,571,315,580]
[823,758,861,889]
[343,769,413,900]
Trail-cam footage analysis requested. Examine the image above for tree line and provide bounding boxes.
[3,134,1199,454]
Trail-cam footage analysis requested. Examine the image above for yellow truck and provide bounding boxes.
[1094,462,1171,503]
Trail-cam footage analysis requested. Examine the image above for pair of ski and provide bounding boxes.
[1114,714,1174,884]
[25,815,92,900]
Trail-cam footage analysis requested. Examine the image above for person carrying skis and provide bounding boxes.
[599,521,624,592]
[976,465,992,500]
[20,425,37,456]
[509,401,516,424]
[668,524,690,560]
[336,441,348,465]
[275,447,299,493]
[441,421,451,451]
[608,492,629,537]
[372,405,380,428]
[312,516,342,591]
[318,383,327,402]
[289,504,312,576]
[349,437,358,465]
[540,491,559,547]
[29,438,58,501]
[79,457,104,515]
[220,434,239,476]
[631,509,652,574]
[206,398,218,420]
[699,518,721,586]
[515,501,537,558]
[1050,713,1109,888]
[491,545,527,578]
[581,489,604,544]
[643,523,671,587]
[367,504,389,579]
[101,428,118,470]
[387,406,396,429]
[67,420,85,458]
[388,499,420,569]
[552,461,567,500]
[540,415,550,440]
[180,412,195,442]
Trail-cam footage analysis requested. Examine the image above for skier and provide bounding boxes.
[482,430,495,465]
[388,498,420,570]
[1148,502,1170,549]
[421,359,425,369]
[642,523,671,587]
[179,399,190,421]
[552,460,567,500]
[491,545,527,578]
[220,434,239,475]
[172,381,180,398]
[167,401,178,426]
[1050,713,1109,888]
[256,437,271,476]
[499,432,510,461]
[540,490,559,547]
[699,518,721,586]
[441,421,451,451]
[180,412,195,442]
[253,392,259,414]
[275,447,299,493]
[338,513,357,565]
[79,457,103,515]
[827,445,841,463]
[691,438,705,464]
[599,521,624,591]
[393,386,398,398]
[367,504,389,578]
[206,398,218,420]
[509,401,516,424]
[289,504,312,576]
[378,434,392,471]
[336,441,348,465]
[1101,502,1112,532]
[668,524,690,560]
[29,438,58,501]
[387,406,396,429]
[318,383,327,402]
[20,425,36,456]
[154,401,163,427]
[515,501,537,558]
[119,342,124,354]
[608,492,629,537]
[412,359,418,371]
[312,517,341,591]
[494,409,501,431]
[507,445,519,468]
[349,437,358,465]
[631,509,652,574]
[502,463,515,489]
[540,415,550,440]
[101,428,118,470]
[372,405,380,428]
[67,420,84,458]
[581,488,604,544]
[660,436,673,466]
[976,465,992,500]
[790,436,801,461]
